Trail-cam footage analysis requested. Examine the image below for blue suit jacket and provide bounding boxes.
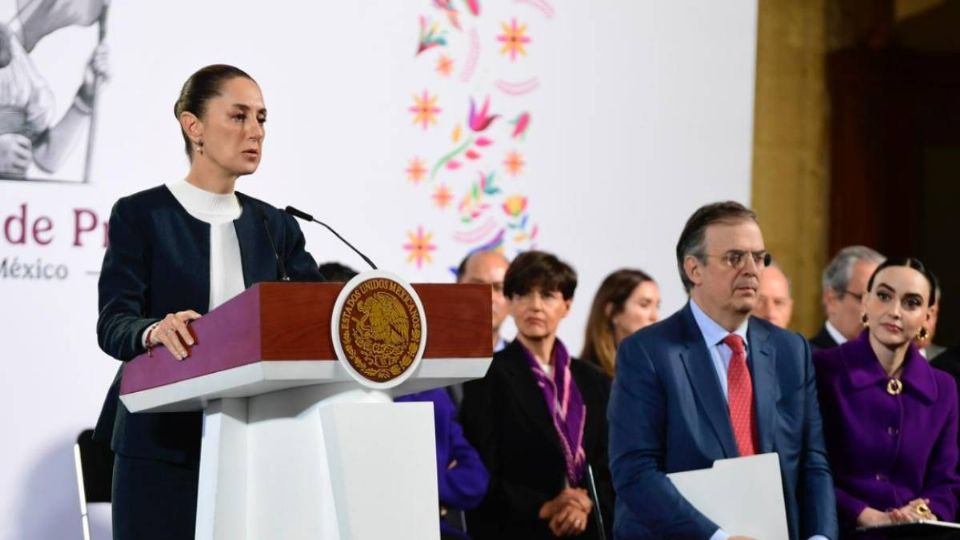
[608,303,838,540]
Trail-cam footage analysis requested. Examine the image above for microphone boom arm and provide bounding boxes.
[284,206,378,270]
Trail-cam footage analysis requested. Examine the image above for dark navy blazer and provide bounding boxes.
[608,304,838,540]
[94,185,322,464]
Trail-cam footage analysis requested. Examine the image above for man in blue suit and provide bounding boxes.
[609,201,838,540]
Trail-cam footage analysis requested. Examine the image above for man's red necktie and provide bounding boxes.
[723,334,757,456]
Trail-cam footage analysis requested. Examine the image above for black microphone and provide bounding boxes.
[256,208,291,281]
[284,206,378,270]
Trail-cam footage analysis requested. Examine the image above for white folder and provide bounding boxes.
[667,453,789,539]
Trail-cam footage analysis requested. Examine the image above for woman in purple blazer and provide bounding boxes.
[396,388,489,540]
[814,257,960,536]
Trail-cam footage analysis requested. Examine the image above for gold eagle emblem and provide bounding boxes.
[338,278,423,382]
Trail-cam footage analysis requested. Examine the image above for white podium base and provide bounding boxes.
[195,386,440,540]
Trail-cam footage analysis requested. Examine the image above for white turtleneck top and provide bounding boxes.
[166,178,245,310]
[142,179,247,347]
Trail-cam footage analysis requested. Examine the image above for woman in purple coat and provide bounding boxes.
[814,257,960,535]
[396,388,489,540]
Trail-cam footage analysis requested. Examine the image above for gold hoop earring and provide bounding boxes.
[861,313,868,328]
[918,327,929,340]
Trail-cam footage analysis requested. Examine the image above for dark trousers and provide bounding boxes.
[112,453,199,540]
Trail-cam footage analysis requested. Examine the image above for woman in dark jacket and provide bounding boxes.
[95,64,322,539]
[461,250,613,539]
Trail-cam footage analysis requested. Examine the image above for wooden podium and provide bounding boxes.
[119,277,493,540]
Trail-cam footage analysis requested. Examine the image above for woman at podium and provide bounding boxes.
[814,258,960,536]
[94,64,322,539]
[460,250,613,539]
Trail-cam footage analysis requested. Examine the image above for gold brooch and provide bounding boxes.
[887,378,903,396]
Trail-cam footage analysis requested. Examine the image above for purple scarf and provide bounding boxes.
[521,339,587,485]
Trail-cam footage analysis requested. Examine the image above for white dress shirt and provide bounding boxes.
[825,321,847,346]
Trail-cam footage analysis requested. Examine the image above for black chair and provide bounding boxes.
[73,429,113,540]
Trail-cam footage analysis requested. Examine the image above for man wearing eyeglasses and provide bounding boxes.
[809,246,884,351]
[609,201,838,540]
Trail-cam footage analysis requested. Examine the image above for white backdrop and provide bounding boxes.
[0,1,757,537]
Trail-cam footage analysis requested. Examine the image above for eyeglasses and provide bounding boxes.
[843,290,864,302]
[704,250,772,270]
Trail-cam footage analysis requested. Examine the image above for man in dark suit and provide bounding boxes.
[809,246,883,351]
[808,324,839,351]
[608,201,838,540]
[448,250,512,409]
[917,284,945,360]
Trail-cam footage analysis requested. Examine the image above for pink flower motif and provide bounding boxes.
[403,226,437,269]
[511,112,531,139]
[497,18,531,61]
[410,90,441,130]
[468,96,499,132]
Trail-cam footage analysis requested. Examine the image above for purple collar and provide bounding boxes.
[841,330,939,402]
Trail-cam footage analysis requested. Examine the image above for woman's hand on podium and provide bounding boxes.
[149,310,202,360]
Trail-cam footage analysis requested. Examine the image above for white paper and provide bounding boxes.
[667,453,789,539]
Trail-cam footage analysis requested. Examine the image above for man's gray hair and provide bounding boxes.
[821,245,885,295]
